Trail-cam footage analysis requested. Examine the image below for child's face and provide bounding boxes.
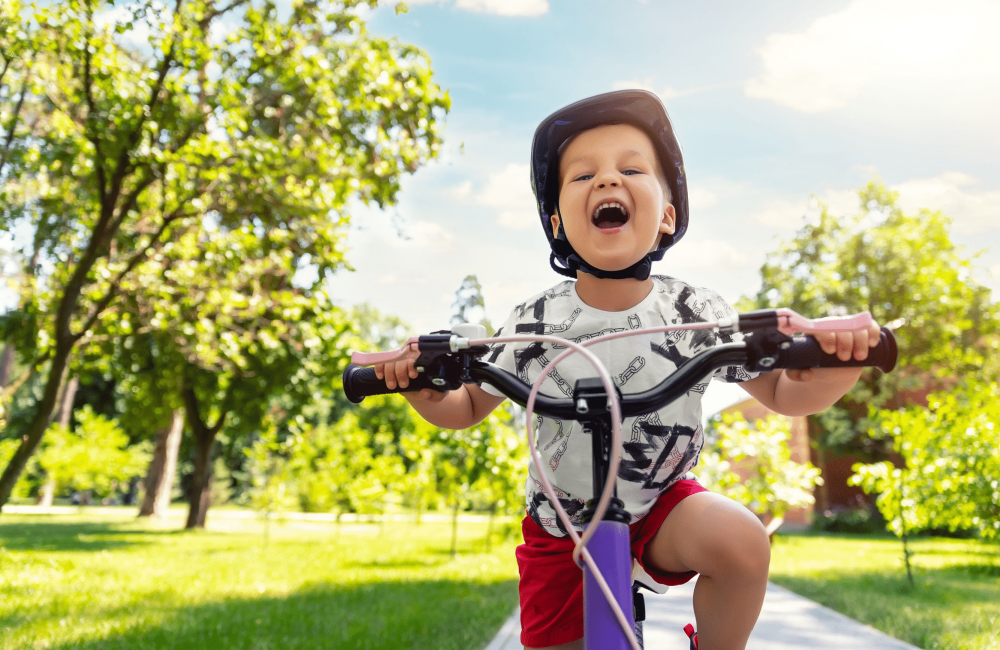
[552,123,676,275]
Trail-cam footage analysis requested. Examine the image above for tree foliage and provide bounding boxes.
[851,379,1000,543]
[37,405,151,498]
[699,412,823,522]
[0,0,449,510]
[744,179,998,455]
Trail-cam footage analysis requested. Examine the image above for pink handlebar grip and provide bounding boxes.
[775,309,875,336]
[350,338,419,366]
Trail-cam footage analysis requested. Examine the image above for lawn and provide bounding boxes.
[0,513,520,650]
[4,513,999,650]
[769,533,1000,650]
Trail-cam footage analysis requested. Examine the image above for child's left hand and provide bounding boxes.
[784,321,881,382]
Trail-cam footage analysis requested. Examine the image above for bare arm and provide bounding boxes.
[374,351,506,430]
[738,321,880,417]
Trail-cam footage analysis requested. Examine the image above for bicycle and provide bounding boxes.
[342,308,898,650]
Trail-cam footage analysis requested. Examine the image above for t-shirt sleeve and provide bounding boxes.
[704,291,759,384]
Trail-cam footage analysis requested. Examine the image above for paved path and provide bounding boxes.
[484,577,921,650]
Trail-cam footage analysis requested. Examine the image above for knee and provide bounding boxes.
[712,514,770,581]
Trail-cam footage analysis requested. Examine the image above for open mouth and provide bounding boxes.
[592,201,630,229]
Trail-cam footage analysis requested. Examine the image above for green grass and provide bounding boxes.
[770,533,1000,650]
[0,513,520,650]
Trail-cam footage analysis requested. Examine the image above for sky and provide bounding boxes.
[328,0,1000,411]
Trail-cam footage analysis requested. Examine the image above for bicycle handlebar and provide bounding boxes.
[343,325,898,412]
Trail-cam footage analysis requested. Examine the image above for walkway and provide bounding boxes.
[483,577,922,650]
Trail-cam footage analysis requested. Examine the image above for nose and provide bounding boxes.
[596,168,620,189]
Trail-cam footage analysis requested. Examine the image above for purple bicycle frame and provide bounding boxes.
[583,519,635,649]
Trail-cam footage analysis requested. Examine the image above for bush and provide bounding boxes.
[812,505,885,534]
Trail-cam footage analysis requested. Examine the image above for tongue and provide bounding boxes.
[596,218,623,229]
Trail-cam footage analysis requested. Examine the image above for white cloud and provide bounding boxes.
[668,239,749,271]
[749,198,806,229]
[445,180,473,200]
[611,79,721,103]
[688,186,717,210]
[454,0,548,17]
[745,0,1000,114]
[477,163,538,230]
[892,172,1000,235]
[387,220,456,251]
[392,0,548,16]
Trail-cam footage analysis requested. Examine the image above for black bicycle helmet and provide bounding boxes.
[530,89,689,280]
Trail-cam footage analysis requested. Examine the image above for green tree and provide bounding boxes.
[36,405,151,501]
[242,421,297,547]
[470,405,527,549]
[450,274,494,334]
[851,379,1000,585]
[698,412,823,532]
[743,179,998,460]
[0,0,448,511]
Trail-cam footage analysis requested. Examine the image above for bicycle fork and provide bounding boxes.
[575,377,640,650]
[583,518,638,649]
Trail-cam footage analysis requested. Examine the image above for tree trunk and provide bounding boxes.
[183,384,228,529]
[0,341,72,510]
[450,501,460,558]
[138,408,184,518]
[0,344,13,388]
[37,374,79,508]
[56,375,78,426]
[185,427,214,529]
[36,481,56,508]
[486,501,497,553]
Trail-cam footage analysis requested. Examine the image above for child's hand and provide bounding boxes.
[785,320,881,382]
[372,349,448,403]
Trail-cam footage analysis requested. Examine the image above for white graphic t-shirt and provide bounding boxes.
[481,276,755,537]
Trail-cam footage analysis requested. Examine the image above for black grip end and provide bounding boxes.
[779,327,898,373]
[342,364,442,403]
[343,364,381,404]
[873,327,898,373]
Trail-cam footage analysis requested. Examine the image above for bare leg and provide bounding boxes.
[644,491,770,650]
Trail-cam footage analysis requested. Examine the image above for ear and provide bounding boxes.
[659,204,676,235]
[550,213,562,239]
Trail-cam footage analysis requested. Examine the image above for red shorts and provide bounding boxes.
[515,479,707,648]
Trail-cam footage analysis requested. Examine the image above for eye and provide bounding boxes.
[622,169,643,176]
[572,173,593,182]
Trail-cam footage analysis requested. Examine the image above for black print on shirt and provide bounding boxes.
[543,419,571,471]
[487,326,505,363]
[562,326,625,347]
[527,489,587,535]
[549,436,570,471]
[617,356,645,387]
[515,307,582,335]
[630,411,661,444]
[514,343,573,396]
[619,421,701,491]
[543,418,568,451]
[650,338,687,367]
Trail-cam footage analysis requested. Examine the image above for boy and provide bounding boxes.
[376,90,879,650]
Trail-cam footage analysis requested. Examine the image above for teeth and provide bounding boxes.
[592,201,628,219]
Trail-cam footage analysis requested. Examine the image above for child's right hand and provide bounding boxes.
[373,350,448,403]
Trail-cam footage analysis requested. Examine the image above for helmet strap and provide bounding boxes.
[550,219,665,281]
